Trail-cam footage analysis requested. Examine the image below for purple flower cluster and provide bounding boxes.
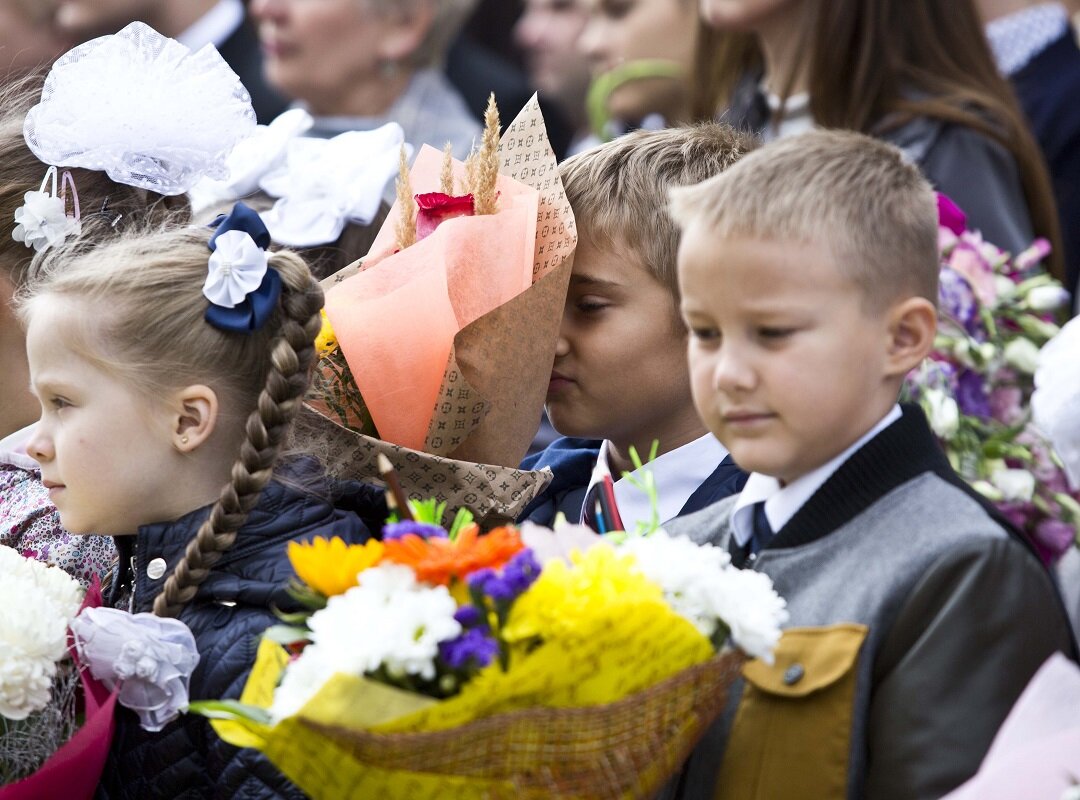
[381,520,447,541]
[955,370,991,420]
[466,549,541,603]
[438,627,499,670]
[939,267,979,333]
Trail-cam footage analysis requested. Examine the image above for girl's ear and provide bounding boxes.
[170,384,219,453]
[884,296,937,378]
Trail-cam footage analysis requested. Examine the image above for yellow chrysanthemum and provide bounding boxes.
[503,543,663,645]
[288,537,384,597]
[314,310,338,357]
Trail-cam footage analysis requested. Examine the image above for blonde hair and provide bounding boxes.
[17,224,324,618]
[0,75,186,287]
[669,129,939,309]
[560,123,757,305]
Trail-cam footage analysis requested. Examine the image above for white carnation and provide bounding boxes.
[620,532,788,664]
[0,546,83,719]
[269,564,461,722]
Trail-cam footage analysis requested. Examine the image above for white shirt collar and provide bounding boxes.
[177,0,245,50]
[986,3,1069,75]
[584,434,731,533]
[732,405,902,547]
[0,423,40,470]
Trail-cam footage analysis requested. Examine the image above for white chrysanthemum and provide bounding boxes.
[620,531,787,664]
[269,564,461,722]
[0,546,83,719]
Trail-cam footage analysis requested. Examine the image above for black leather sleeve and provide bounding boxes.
[865,537,1073,800]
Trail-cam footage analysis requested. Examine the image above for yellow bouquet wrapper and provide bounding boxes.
[212,602,744,799]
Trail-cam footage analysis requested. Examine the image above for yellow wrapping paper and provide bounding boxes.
[211,602,720,799]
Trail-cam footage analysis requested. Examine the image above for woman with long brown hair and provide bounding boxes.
[691,0,1065,282]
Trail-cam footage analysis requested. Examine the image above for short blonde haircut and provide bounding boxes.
[560,123,757,306]
[669,129,939,309]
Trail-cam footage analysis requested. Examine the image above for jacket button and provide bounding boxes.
[783,664,805,686]
[146,558,167,580]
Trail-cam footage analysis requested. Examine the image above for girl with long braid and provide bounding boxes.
[17,210,376,798]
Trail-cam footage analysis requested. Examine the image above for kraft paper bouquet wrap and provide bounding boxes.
[192,499,788,799]
[300,95,576,525]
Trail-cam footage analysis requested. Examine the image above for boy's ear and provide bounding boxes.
[884,297,937,378]
[169,384,219,453]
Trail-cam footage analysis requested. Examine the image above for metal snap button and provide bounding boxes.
[783,663,805,686]
[146,557,167,580]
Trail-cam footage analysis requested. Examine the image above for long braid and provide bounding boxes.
[153,253,324,618]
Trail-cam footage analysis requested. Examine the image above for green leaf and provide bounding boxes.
[262,625,311,645]
[186,700,274,726]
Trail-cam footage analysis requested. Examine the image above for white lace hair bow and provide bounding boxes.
[188,108,314,215]
[258,123,406,247]
[23,21,256,196]
[1033,316,1080,490]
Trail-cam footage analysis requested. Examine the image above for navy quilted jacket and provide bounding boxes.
[97,461,382,799]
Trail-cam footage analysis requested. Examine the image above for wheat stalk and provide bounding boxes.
[471,93,500,215]
[394,145,416,250]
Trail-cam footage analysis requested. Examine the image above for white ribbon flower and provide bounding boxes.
[259,124,406,247]
[12,190,81,252]
[70,606,199,732]
[187,108,313,214]
[203,229,269,308]
[1034,317,1080,489]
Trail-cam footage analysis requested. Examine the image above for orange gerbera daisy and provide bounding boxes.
[288,537,385,597]
[382,524,524,586]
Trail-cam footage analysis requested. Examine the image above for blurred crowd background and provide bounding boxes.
[2,0,1080,296]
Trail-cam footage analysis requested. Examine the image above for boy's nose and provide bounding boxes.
[711,348,756,393]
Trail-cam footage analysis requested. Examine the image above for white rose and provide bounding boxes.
[923,389,960,440]
[991,468,1036,503]
[1004,338,1041,374]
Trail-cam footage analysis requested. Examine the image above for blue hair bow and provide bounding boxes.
[203,202,281,334]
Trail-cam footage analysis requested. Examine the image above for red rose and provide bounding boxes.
[414,192,475,240]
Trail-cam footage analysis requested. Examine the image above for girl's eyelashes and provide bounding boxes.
[48,396,72,411]
[689,326,720,342]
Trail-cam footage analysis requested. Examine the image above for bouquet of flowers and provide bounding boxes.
[0,547,118,800]
[297,94,576,526]
[903,195,1078,563]
[192,503,787,799]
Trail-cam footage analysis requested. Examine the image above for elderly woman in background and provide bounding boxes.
[251,0,481,157]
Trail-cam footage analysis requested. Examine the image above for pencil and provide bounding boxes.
[377,452,414,521]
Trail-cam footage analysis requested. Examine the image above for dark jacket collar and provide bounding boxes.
[111,459,375,613]
[743,404,1037,560]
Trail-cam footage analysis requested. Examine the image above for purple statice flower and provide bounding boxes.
[955,370,991,420]
[938,267,979,332]
[438,627,499,670]
[454,605,485,629]
[467,550,541,604]
[500,549,541,596]
[382,520,447,541]
[1033,518,1075,566]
